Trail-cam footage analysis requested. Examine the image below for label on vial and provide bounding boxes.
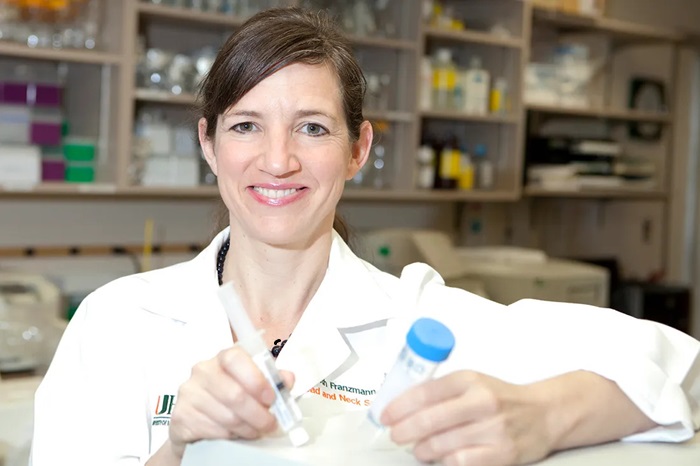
[367,347,437,426]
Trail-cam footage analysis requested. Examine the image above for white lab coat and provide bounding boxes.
[31,228,700,465]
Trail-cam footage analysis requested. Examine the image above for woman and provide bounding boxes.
[31,7,699,466]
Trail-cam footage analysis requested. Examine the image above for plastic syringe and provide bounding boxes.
[217,282,310,447]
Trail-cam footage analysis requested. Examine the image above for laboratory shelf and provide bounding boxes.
[9,185,517,203]
[137,2,246,28]
[531,6,683,43]
[342,188,518,202]
[423,26,524,49]
[363,109,415,123]
[134,89,198,105]
[0,41,122,65]
[0,182,118,198]
[349,35,418,51]
[120,185,219,198]
[524,186,667,200]
[420,109,520,124]
[526,104,672,123]
[138,2,417,52]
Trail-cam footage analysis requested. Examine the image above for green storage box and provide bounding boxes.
[65,164,95,183]
[63,138,96,162]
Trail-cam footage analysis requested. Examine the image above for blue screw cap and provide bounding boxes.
[406,317,455,362]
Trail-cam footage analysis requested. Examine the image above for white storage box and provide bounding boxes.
[0,144,41,188]
[141,155,200,187]
[0,106,30,144]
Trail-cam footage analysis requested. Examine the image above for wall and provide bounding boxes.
[0,197,456,296]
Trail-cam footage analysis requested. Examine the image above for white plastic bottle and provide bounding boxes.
[415,144,436,189]
[368,317,455,427]
[420,56,433,110]
[464,56,490,115]
[474,143,495,189]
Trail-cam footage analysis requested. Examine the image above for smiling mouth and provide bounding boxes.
[252,187,304,199]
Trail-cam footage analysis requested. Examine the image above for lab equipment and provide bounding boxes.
[368,317,455,427]
[359,229,609,307]
[458,247,609,307]
[0,272,65,373]
[217,282,310,447]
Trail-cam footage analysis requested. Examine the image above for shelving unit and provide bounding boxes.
[525,103,672,123]
[0,0,686,207]
[520,1,684,283]
[531,6,683,43]
[420,109,520,124]
[0,42,122,64]
[525,0,678,197]
[423,26,524,49]
[136,1,246,28]
[524,186,667,200]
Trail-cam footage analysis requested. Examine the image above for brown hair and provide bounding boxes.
[200,7,365,243]
[198,7,366,142]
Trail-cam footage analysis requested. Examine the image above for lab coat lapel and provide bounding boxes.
[276,231,399,398]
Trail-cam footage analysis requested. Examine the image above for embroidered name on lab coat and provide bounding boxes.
[309,380,377,407]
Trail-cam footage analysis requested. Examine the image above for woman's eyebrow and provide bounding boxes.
[223,110,262,119]
[295,109,339,123]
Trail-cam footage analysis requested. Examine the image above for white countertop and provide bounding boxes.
[183,431,700,466]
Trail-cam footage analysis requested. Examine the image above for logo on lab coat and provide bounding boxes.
[152,394,176,426]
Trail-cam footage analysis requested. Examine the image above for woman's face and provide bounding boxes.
[199,63,372,248]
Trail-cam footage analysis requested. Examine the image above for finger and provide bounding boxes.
[280,370,295,390]
[194,379,277,434]
[442,446,512,466]
[218,348,276,405]
[382,371,478,425]
[411,418,512,465]
[170,404,232,444]
[174,402,260,442]
[390,392,487,444]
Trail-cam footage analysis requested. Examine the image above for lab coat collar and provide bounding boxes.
[144,228,399,396]
[276,230,400,397]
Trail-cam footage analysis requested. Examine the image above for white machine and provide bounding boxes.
[359,229,609,308]
[0,272,66,374]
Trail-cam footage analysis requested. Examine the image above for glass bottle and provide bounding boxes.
[432,48,456,110]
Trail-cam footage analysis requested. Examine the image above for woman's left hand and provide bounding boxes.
[380,370,554,466]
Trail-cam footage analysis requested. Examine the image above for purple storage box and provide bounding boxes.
[42,159,65,181]
[30,122,62,146]
[0,82,28,105]
[31,83,62,107]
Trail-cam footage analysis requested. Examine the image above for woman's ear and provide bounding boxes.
[198,117,217,176]
[346,120,373,180]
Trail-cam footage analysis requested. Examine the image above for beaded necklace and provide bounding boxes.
[217,237,288,358]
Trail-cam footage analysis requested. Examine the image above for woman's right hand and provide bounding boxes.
[164,347,293,461]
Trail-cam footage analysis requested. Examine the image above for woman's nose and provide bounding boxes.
[257,131,301,176]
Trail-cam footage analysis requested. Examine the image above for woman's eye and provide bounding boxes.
[301,123,328,136]
[232,122,256,133]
